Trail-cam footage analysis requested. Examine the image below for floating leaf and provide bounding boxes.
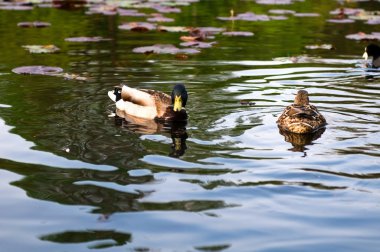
[268,9,295,15]
[152,5,181,13]
[147,13,174,22]
[293,13,320,17]
[158,26,190,32]
[222,31,254,36]
[65,36,111,42]
[327,19,355,23]
[180,41,216,48]
[256,0,302,4]
[12,66,63,75]
[22,45,60,54]
[0,5,33,10]
[62,73,87,81]
[218,12,270,21]
[118,8,146,17]
[17,21,51,28]
[132,44,200,54]
[345,32,380,41]
[118,22,157,31]
[329,8,364,16]
[305,44,335,50]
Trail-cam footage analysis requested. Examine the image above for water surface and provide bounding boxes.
[1,0,380,251]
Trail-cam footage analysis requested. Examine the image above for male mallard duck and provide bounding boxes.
[108,84,188,122]
[363,44,380,68]
[277,90,326,134]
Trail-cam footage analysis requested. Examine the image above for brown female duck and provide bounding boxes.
[277,90,326,134]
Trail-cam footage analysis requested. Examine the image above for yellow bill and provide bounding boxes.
[173,95,182,112]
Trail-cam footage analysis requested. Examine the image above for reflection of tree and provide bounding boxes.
[278,127,325,153]
[40,229,131,249]
[1,158,232,214]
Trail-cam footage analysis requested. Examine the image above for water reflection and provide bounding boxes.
[1,158,232,215]
[278,127,326,154]
[40,229,131,249]
[113,112,188,158]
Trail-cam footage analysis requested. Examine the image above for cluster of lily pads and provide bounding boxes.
[4,0,380,77]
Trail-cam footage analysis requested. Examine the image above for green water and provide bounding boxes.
[1,0,380,251]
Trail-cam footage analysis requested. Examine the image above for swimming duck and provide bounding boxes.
[277,90,326,134]
[363,44,380,68]
[108,84,188,122]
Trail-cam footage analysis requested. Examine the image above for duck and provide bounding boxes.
[363,44,380,68]
[277,90,326,134]
[108,84,188,122]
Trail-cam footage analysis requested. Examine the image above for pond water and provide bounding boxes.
[1,0,380,251]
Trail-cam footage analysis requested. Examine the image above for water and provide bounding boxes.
[1,0,380,251]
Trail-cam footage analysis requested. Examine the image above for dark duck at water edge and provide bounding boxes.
[277,90,327,134]
[363,44,380,68]
[108,84,188,122]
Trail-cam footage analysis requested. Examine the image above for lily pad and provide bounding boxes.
[22,45,60,54]
[118,22,157,31]
[329,8,364,16]
[12,66,63,75]
[293,13,320,17]
[158,26,190,32]
[305,44,335,50]
[147,13,174,22]
[222,31,254,36]
[65,36,111,42]
[132,44,200,54]
[345,32,380,41]
[118,8,147,17]
[152,5,181,13]
[256,0,302,4]
[268,9,295,15]
[0,5,33,11]
[17,21,51,28]
[218,12,270,21]
[180,41,216,48]
[327,19,355,23]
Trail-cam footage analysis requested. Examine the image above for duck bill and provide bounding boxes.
[363,51,368,61]
[173,96,182,112]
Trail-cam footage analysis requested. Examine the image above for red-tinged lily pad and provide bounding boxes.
[118,22,156,31]
[327,19,355,23]
[65,36,111,42]
[345,32,380,41]
[12,66,63,75]
[180,41,216,48]
[132,44,200,55]
[0,5,33,10]
[305,44,335,50]
[22,45,60,54]
[222,31,254,36]
[330,8,364,16]
[17,21,51,28]
[158,26,190,32]
[147,13,174,22]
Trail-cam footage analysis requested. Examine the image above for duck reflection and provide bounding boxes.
[113,110,188,158]
[278,127,325,154]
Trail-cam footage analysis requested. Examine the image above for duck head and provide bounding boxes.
[294,90,309,106]
[171,84,188,112]
[363,44,380,61]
